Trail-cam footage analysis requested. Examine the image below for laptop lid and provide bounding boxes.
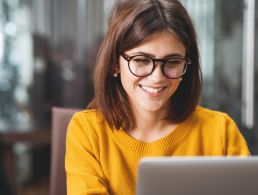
[136,157,258,195]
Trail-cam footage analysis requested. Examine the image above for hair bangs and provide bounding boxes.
[118,8,167,53]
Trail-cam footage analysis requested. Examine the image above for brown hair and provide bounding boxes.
[88,0,202,131]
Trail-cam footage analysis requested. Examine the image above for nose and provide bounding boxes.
[148,63,166,82]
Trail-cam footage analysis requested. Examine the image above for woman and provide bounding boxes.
[65,0,250,194]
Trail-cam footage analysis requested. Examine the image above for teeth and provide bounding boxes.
[141,85,164,94]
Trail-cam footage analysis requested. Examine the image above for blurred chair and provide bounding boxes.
[50,107,81,195]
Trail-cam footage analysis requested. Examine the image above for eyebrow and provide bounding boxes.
[128,51,185,59]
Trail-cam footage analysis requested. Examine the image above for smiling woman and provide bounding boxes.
[65,0,250,195]
[118,30,186,122]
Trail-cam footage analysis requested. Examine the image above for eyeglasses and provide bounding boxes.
[120,54,191,79]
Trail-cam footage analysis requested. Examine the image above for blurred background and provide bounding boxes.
[0,0,257,194]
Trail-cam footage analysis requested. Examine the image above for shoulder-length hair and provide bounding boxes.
[88,0,202,131]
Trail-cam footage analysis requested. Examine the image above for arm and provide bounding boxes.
[65,113,109,195]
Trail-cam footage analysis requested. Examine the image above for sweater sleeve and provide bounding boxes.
[65,113,110,195]
[222,113,250,156]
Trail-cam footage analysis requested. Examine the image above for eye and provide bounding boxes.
[165,58,184,67]
[131,56,152,65]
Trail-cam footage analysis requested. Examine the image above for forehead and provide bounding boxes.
[125,30,186,58]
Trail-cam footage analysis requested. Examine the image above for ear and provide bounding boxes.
[112,66,120,77]
[113,66,120,74]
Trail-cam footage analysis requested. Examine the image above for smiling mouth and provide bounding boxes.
[140,85,167,94]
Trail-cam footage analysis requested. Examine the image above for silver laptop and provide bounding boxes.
[136,156,258,195]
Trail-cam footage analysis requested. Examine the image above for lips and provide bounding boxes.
[140,84,166,94]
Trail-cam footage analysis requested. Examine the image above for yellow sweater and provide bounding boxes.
[65,106,250,195]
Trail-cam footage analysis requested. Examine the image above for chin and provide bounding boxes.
[139,103,165,112]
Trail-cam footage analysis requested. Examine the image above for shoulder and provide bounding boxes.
[195,106,226,116]
[71,109,103,124]
[193,106,232,122]
[189,106,238,132]
[189,106,250,155]
[67,109,109,140]
[69,108,107,128]
[72,109,100,118]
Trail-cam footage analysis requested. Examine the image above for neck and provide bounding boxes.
[134,108,168,131]
[129,105,177,142]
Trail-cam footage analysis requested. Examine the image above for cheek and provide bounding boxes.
[119,64,129,87]
[120,74,140,92]
[168,80,181,94]
[119,63,138,91]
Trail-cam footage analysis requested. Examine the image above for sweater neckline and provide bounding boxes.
[112,114,194,155]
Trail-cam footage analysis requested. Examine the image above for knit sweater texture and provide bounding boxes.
[65,106,250,195]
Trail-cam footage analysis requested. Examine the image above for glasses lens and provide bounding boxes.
[164,58,186,78]
[129,56,153,76]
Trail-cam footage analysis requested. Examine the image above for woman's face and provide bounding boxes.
[119,30,186,114]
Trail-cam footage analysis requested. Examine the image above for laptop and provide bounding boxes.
[136,156,258,195]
